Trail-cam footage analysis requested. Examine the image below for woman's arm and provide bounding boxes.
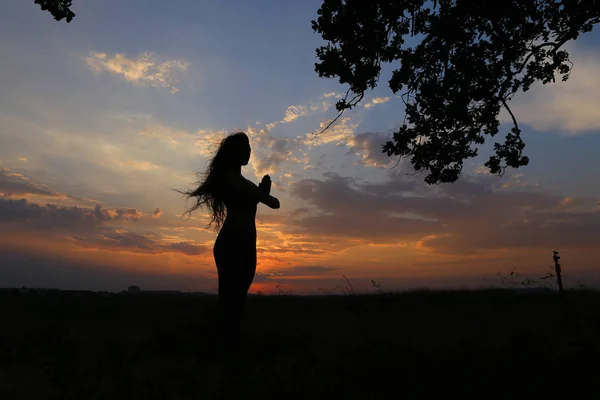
[227,173,280,209]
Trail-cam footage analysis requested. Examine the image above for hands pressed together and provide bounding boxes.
[259,174,271,194]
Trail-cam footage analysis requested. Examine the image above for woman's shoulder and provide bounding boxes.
[242,176,257,187]
[223,172,257,193]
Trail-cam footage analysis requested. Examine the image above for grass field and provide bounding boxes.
[1,289,599,399]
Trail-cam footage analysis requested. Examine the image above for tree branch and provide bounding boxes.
[501,98,519,134]
[313,90,364,136]
[498,98,521,177]
[516,39,567,77]
[313,110,345,138]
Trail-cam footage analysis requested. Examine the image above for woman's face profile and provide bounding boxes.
[240,140,251,166]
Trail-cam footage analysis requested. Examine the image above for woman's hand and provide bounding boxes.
[259,174,271,194]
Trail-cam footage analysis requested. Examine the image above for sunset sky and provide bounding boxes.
[1,0,600,294]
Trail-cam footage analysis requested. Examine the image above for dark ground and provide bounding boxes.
[1,289,599,399]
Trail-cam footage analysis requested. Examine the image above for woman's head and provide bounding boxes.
[175,131,251,230]
[214,131,251,168]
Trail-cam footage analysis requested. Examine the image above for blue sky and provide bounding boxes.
[1,0,599,293]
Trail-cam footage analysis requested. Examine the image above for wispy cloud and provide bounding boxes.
[137,123,194,144]
[281,105,309,123]
[123,160,161,171]
[279,92,344,124]
[364,96,391,109]
[304,116,359,146]
[193,129,229,156]
[0,167,77,203]
[85,51,189,93]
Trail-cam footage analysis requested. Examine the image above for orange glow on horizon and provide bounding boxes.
[1,221,599,293]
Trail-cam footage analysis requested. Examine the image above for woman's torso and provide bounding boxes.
[220,176,258,234]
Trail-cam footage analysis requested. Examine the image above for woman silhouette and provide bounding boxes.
[179,132,280,342]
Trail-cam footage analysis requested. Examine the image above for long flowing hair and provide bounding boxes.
[176,132,249,231]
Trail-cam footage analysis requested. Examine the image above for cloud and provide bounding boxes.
[123,160,161,171]
[499,173,540,189]
[243,125,307,177]
[193,129,229,156]
[265,122,279,130]
[71,229,209,256]
[281,105,309,123]
[0,199,144,229]
[0,193,210,258]
[279,92,344,125]
[135,122,229,164]
[164,242,208,256]
[136,120,296,177]
[290,177,441,241]
[85,51,189,93]
[288,172,600,254]
[347,132,394,167]
[364,96,391,109]
[248,99,347,175]
[240,93,390,174]
[111,91,350,182]
[0,167,60,197]
[138,123,195,144]
[501,45,600,133]
[252,136,296,176]
[73,229,208,255]
[107,207,144,221]
[304,117,359,146]
[79,230,155,250]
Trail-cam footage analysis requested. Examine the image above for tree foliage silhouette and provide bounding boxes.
[34,0,75,23]
[312,0,599,184]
